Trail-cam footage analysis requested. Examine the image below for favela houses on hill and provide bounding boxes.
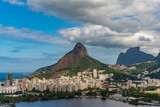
[1,0,160,107]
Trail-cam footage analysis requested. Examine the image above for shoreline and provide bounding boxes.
[4,95,159,106]
[1,73,160,107]
[14,96,160,107]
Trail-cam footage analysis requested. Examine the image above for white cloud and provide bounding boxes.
[26,0,160,55]
[59,24,160,55]
[3,0,25,5]
[26,0,160,32]
[0,24,70,45]
[5,0,160,55]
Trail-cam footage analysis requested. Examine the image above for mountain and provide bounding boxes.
[30,42,88,76]
[116,47,154,66]
[155,52,160,60]
[125,52,160,78]
[33,56,136,80]
[30,42,137,80]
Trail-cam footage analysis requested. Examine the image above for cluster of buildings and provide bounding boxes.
[125,77,160,89]
[2,69,160,94]
[137,68,160,80]
[150,68,160,74]
[108,64,137,71]
[0,69,113,94]
[0,73,19,93]
[92,77,160,92]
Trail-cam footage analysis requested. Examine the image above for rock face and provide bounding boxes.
[116,47,154,66]
[30,42,88,76]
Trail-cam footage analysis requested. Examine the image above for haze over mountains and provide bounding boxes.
[116,47,155,66]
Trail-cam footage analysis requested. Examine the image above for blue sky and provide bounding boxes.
[0,0,120,73]
[0,0,80,34]
[0,0,78,72]
[1,0,160,73]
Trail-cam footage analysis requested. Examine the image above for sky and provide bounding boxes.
[1,0,160,73]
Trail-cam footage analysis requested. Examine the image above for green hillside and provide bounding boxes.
[127,60,160,75]
[146,72,160,79]
[34,56,137,80]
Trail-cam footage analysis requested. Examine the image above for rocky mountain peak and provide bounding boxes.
[71,42,88,57]
[30,42,89,76]
[74,42,85,49]
[116,47,154,66]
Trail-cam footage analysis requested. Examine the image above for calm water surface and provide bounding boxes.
[16,98,155,107]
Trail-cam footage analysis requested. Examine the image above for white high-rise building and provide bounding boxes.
[93,69,97,78]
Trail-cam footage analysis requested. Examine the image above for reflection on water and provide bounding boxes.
[16,98,155,107]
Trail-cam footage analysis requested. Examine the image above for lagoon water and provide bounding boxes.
[16,98,155,107]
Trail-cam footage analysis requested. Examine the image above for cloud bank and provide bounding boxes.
[2,0,160,55]
[59,24,160,55]
[25,0,160,55]
[0,24,70,45]
[26,0,160,32]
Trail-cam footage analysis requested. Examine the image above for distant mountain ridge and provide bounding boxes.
[116,47,154,66]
